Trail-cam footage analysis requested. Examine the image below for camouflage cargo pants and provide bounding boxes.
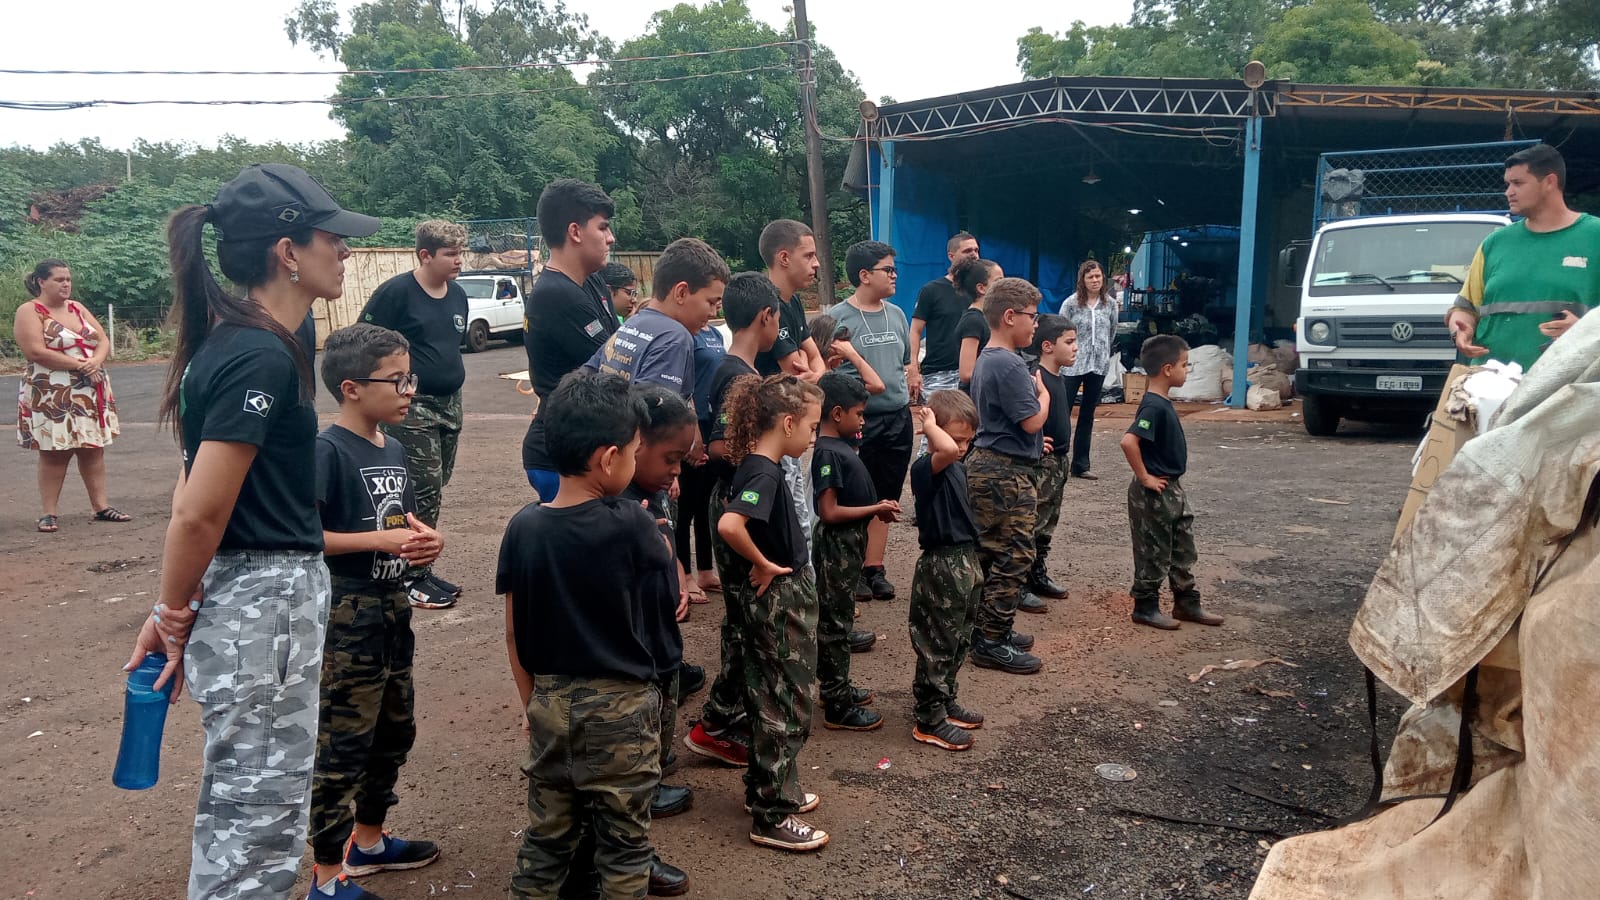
[812,520,867,710]
[909,543,981,725]
[1127,476,1199,606]
[380,389,461,579]
[700,479,749,736]
[742,570,819,827]
[967,448,1039,640]
[511,677,661,900]
[184,550,330,900]
[1033,452,1070,559]
[308,578,416,865]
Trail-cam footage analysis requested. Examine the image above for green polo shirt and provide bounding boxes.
[1456,213,1600,369]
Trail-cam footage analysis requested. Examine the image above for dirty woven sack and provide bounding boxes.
[1249,309,1600,900]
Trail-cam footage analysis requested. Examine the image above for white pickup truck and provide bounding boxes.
[457,274,526,352]
[1290,212,1507,435]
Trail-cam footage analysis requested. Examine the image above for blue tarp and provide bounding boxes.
[869,144,1082,317]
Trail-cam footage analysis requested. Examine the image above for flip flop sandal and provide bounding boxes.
[93,507,133,523]
[686,585,711,605]
[37,515,59,533]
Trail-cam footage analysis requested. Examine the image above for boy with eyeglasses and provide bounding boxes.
[308,323,445,899]
[828,241,913,602]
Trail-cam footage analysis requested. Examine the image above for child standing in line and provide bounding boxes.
[907,390,987,752]
[811,371,899,732]
[1019,315,1079,614]
[499,371,670,898]
[1120,335,1224,631]
[966,278,1051,675]
[953,258,1003,392]
[717,374,829,853]
[309,324,444,899]
[682,273,782,769]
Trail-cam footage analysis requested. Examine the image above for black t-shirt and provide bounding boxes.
[725,455,807,571]
[360,272,468,397]
[913,278,966,373]
[1127,392,1187,478]
[1039,367,1072,456]
[755,294,808,376]
[810,435,877,513]
[295,311,318,360]
[316,424,415,583]
[705,354,759,481]
[909,454,978,549]
[621,483,685,671]
[956,307,990,390]
[971,347,1042,459]
[522,269,618,471]
[583,306,695,400]
[496,497,672,681]
[179,324,322,552]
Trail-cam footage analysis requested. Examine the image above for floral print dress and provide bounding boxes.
[16,301,119,451]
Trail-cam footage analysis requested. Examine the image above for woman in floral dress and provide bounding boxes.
[15,259,129,532]
[1057,259,1121,479]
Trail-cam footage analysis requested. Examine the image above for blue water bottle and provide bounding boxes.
[113,652,175,790]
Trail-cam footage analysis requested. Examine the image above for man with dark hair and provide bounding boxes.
[359,219,470,609]
[1449,143,1600,369]
[909,232,981,402]
[522,179,621,503]
[757,220,830,562]
[830,241,914,601]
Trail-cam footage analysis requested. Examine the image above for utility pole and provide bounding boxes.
[792,0,834,302]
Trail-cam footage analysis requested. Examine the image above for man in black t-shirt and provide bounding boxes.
[1120,335,1223,631]
[359,220,470,608]
[521,179,620,502]
[909,231,980,402]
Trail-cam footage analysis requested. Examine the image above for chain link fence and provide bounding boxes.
[462,217,542,276]
[1315,140,1539,228]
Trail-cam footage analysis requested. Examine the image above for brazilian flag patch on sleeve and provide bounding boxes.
[1137,418,1151,430]
[739,490,760,504]
[820,464,832,477]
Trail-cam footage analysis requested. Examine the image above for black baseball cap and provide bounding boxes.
[211,164,381,243]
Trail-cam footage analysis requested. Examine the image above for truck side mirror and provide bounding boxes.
[1278,243,1307,287]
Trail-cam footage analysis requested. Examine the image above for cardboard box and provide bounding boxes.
[1123,372,1148,405]
[1394,363,1477,539]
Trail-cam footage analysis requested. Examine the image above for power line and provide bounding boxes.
[0,65,794,111]
[0,42,806,78]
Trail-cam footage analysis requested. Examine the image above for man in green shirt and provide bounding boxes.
[1449,144,1600,370]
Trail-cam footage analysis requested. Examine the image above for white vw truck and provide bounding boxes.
[1290,212,1507,436]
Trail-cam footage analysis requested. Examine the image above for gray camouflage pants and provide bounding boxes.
[184,550,330,900]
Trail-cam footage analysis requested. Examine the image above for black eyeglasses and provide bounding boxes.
[1012,310,1040,320]
[615,286,639,297]
[868,266,898,277]
[351,373,419,395]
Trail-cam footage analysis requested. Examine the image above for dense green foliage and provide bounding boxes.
[1018,0,1600,88]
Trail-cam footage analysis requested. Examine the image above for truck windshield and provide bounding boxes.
[1310,221,1499,295]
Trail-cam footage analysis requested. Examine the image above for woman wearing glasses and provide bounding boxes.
[123,164,379,899]
[1057,260,1122,479]
[600,261,642,322]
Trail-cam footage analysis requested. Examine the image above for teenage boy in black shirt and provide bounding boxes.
[1020,315,1079,615]
[499,371,668,898]
[309,324,444,897]
[359,220,469,609]
[967,278,1050,675]
[909,231,981,401]
[1120,335,1225,631]
[811,372,898,733]
[683,273,782,769]
[522,179,620,502]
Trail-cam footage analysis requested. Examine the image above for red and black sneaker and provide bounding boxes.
[681,721,747,767]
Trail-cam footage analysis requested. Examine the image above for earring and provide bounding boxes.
[289,270,300,284]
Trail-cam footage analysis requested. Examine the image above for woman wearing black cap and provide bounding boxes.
[122,164,380,900]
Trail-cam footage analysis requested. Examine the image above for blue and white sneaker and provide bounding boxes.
[343,833,441,877]
[309,873,384,900]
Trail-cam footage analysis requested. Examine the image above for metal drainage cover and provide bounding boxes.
[1095,763,1138,782]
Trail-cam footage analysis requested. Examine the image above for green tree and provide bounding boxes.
[1257,0,1431,84]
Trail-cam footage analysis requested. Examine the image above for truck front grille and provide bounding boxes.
[1333,317,1452,349]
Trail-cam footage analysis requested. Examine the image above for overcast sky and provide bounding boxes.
[3,0,1134,150]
